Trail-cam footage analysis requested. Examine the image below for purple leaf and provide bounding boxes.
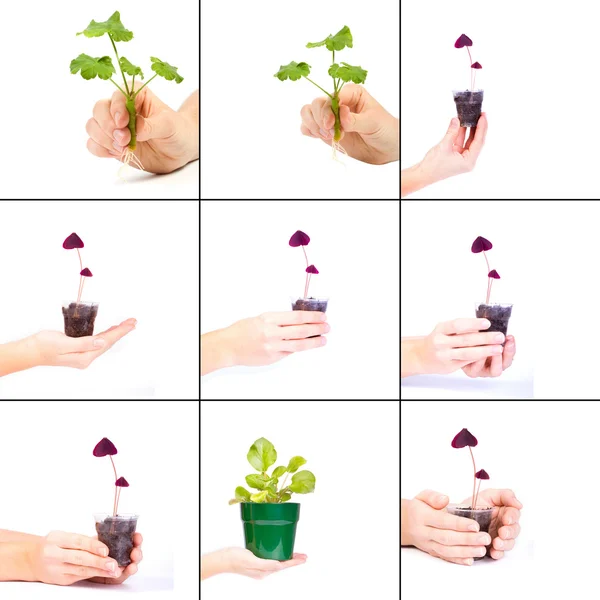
[454,34,473,48]
[115,477,130,487]
[475,469,490,480]
[289,230,310,247]
[93,437,118,457]
[471,236,493,253]
[488,269,500,279]
[471,62,483,69]
[63,233,84,250]
[451,428,478,448]
[80,268,93,277]
[305,265,319,274]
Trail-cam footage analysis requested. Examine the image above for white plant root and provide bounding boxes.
[117,147,145,181]
[331,139,348,166]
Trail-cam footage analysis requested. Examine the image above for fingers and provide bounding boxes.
[497,522,521,543]
[90,97,130,157]
[136,109,178,143]
[441,117,461,150]
[435,318,490,335]
[463,112,488,162]
[278,554,307,569]
[501,507,522,528]
[59,335,108,355]
[453,126,467,150]
[489,353,503,377]
[489,548,504,560]
[429,540,487,560]
[481,489,523,510]
[428,528,491,549]
[262,311,327,325]
[301,124,318,138]
[443,331,505,348]
[86,113,118,155]
[300,103,331,141]
[95,319,137,350]
[428,510,480,533]
[503,335,516,369]
[311,96,334,139]
[414,490,449,510]
[493,536,516,552]
[279,323,330,340]
[87,138,114,159]
[338,102,376,136]
[132,532,143,547]
[449,345,503,361]
[277,336,327,353]
[462,357,487,378]
[110,89,130,130]
[59,548,119,574]
[47,531,109,557]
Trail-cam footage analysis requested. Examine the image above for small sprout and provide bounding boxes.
[474,469,490,509]
[289,230,319,298]
[63,233,93,304]
[93,437,129,516]
[451,428,479,509]
[488,269,500,302]
[454,33,482,91]
[471,236,499,304]
[305,265,319,274]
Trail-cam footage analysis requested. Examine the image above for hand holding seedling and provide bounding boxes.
[88,533,143,584]
[458,489,523,560]
[462,334,516,378]
[300,84,399,165]
[401,490,491,566]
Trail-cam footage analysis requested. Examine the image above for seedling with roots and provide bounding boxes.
[70,11,184,176]
[471,236,500,304]
[454,34,483,91]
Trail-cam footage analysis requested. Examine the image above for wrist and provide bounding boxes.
[401,337,426,377]
[401,163,429,198]
[401,499,413,546]
[179,111,199,164]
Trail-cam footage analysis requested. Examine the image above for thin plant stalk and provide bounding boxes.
[474,478,482,509]
[468,447,477,509]
[483,251,491,304]
[466,47,473,90]
[109,455,118,517]
[302,246,309,298]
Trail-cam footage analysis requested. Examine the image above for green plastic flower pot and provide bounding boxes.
[240,502,300,560]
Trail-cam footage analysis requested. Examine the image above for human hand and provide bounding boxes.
[31,318,137,369]
[462,334,516,378]
[300,84,398,165]
[415,113,488,186]
[88,533,143,585]
[402,490,491,566]
[222,311,329,368]
[220,547,307,580]
[415,318,504,375]
[27,531,123,586]
[86,85,198,174]
[460,489,523,560]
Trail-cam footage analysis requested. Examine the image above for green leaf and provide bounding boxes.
[247,438,277,472]
[119,56,144,80]
[235,486,251,501]
[77,11,133,42]
[245,473,270,490]
[329,62,368,84]
[289,470,316,494]
[274,61,311,82]
[250,490,269,503]
[266,487,279,498]
[150,57,184,83]
[280,493,292,502]
[70,54,115,80]
[272,466,287,479]
[307,26,353,52]
[229,498,241,505]
[287,456,307,474]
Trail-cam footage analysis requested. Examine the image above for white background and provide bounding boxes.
[401,0,600,198]
[0,1,199,199]
[201,200,400,399]
[0,400,199,600]
[0,201,199,400]
[401,201,534,399]
[200,0,399,199]
[201,400,399,600]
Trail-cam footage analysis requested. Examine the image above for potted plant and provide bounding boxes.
[229,437,316,560]
[289,230,328,322]
[453,34,483,128]
[446,428,492,560]
[93,437,138,566]
[471,236,513,338]
[62,232,98,337]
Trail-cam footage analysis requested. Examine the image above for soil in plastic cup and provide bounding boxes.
[446,505,493,560]
[452,90,484,127]
[62,301,99,337]
[94,514,139,567]
[291,297,328,338]
[475,303,513,339]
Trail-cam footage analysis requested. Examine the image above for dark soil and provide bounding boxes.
[62,303,98,337]
[451,507,492,560]
[476,304,512,338]
[96,517,137,566]
[453,90,484,128]
[292,298,328,338]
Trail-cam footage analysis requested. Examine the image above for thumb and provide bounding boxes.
[339,104,379,135]
[60,335,106,354]
[442,117,460,148]
[414,490,449,509]
[136,110,177,142]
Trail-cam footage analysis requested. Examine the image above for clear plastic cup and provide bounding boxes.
[475,302,513,338]
[452,89,484,127]
[62,301,99,337]
[446,505,493,561]
[94,513,139,566]
[290,296,329,312]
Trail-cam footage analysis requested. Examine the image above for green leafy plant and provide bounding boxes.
[70,11,184,172]
[274,26,368,151]
[229,437,316,505]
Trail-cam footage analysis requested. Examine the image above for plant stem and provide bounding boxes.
[468,447,476,509]
[131,74,135,91]
[109,78,127,96]
[134,74,158,98]
[303,76,333,98]
[108,33,130,97]
[302,245,309,298]
[109,455,118,516]
[474,479,482,509]
[482,251,491,304]
[466,47,473,91]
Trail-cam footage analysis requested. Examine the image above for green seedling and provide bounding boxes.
[274,26,368,160]
[229,437,316,504]
[70,11,184,173]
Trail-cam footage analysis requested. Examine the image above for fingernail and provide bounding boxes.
[94,338,106,348]
[496,540,504,549]
[321,337,327,345]
[114,129,127,143]
[478,535,490,545]
[492,346,503,354]
[481,319,491,328]
[329,129,335,136]
[468,523,479,532]
[494,333,505,343]
[506,516,514,525]
[324,324,331,333]
[113,140,124,152]
[98,548,108,557]
[438,495,448,503]
[115,112,121,123]
[464,558,473,566]
[477,547,486,557]
[319,128,330,138]
[106,562,115,571]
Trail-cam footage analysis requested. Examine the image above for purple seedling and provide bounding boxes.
[471,236,496,304]
[289,230,320,298]
[451,428,479,509]
[454,34,482,91]
[93,437,129,516]
[474,468,490,509]
[471,61,482,91]
[63,233,93,304]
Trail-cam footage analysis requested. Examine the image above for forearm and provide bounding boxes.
[401,499,412,546]
[401,164,430,198]
[201,550,228,580]
[0,529,43,543]
[201,328,236,376]
[0,542,35,582]
[0,336,40,377]
[179,90,199,162]
[401,337,425,378]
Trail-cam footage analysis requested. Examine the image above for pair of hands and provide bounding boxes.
[403,489,522,566]
[419,317,515,378]
[300,84,399,165]
[29,530,142,586]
